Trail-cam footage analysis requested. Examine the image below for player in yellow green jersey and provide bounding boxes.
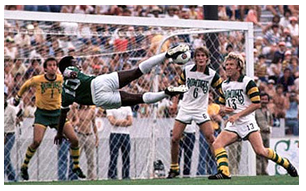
[13,57,86,180]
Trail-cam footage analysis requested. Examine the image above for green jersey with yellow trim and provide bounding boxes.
[62,66,96,109]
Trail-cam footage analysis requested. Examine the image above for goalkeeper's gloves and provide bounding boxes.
[13,95,21,106]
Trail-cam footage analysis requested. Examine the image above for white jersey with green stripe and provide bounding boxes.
[178,64,222,112]
[219,75,260,125]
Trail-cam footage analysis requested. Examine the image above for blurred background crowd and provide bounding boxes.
[4,5,299,135]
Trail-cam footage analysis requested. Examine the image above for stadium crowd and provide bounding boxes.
[4,5,299,136]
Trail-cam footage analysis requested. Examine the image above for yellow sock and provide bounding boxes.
[170,163,179,171]
[22,146,36,168]
[267,148,289,168]
[215,147,230,176]
[70,146,80,169]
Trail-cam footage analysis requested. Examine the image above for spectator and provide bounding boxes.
[262,15,282,34]
[245,6,263,28]
[165,6,180,19]
[263,24,281,57]
[266,5,284,16]
[279,9,292,29]
[272,84,289,118]
[4,92,17,182]
[267,56,282,83]
[4,37,18,60]
[289,56,299,78]
[107,106,133,179]
[255,54,268,83]
[285,91,299,136]
[265,79,276,98]
[288,16,299,37]
[11,58,27,77]
[255,93,273,175]
[76,105,99,180]
[277,68,295,93]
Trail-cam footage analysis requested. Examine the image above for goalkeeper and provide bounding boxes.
[14,57,86,180]
[54,44,189,145]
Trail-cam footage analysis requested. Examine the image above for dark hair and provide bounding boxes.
[58,56,74,74]
[260,92,270,101]
[43,57,58,69]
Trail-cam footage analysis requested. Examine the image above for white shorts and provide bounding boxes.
[175,109,211,125]
[91,72,122,109]
[224,119,259,140]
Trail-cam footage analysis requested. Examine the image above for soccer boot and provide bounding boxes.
[286,160,298,177]
[167,169,180,179]
[165,85,188,97]
[208,170,231,180]
[72,167,86,179]
[166,43,190,59]
[20,166,29,180]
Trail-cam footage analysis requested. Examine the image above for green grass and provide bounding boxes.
[5,175,298,185]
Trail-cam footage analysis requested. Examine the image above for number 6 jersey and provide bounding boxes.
[178,64,222,112]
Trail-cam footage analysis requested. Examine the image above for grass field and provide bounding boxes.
[5,175,298,185]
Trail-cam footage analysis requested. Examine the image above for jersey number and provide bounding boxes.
[193,88,199,98]
[227,99,237,109]
[64,79,81,97]
[247,123,255,131]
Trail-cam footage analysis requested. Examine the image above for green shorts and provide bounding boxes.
[34,108,61,129]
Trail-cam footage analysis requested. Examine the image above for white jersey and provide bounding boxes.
[219,75,260,125]
[178,64,222,112]
[106,106,133,134]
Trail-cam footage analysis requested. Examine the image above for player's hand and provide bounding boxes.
[224,106,234,114]
[228,113,240,124]
[13,95,21,106]
[54,133,64,145]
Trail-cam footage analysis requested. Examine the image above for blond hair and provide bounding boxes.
[224,52,245,73]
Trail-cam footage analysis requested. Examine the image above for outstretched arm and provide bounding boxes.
[54,108,69,145]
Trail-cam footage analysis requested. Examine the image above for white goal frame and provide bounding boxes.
[4,10,256,177]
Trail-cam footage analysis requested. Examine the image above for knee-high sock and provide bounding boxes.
[214,147,230,176]
[267,148,289,168]
[139,53,166,74]
[170,163,179,171]
[70,146,81,169]
[142,92,168,104]
[22,146,37,168]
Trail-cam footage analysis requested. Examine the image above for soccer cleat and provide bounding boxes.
[208,170,231,180]
[286,160,298,177]
[165,85,188,97]
[20,167,29,180]
[167,169,180,179]
[166,43,190,59]
[72,167,86,179]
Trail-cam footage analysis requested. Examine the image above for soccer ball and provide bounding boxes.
[173,50,191,65]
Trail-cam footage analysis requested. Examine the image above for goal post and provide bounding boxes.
[4,10,255,182]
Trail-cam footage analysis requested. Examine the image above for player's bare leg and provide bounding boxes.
[63,122,86,179]
[117,44,189,88]
[248,131,298,177]
[199,121,215,155]
[20,124,46,180]
[167,121,187,179]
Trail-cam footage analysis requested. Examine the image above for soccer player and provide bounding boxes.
[14,57,86,180]
[54,44,189,145]
[208,52,298,179]
[167,46,223,178]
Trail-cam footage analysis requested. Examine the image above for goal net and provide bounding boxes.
[4,10,254,182]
